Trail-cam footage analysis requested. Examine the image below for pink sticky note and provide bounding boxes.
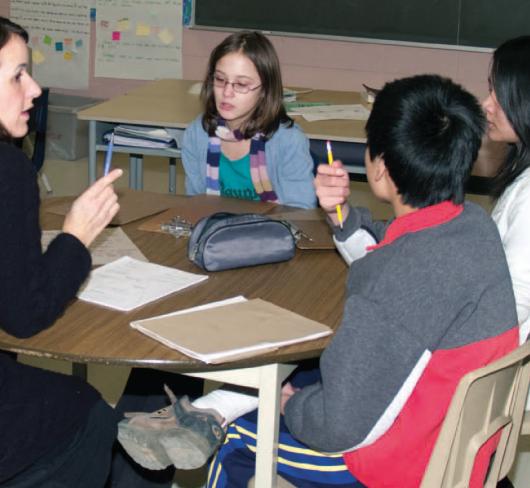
[112,31,120,41]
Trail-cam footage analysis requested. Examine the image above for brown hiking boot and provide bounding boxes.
[117,385,225,471]
[117,385,178,470]
[159,395,225,470]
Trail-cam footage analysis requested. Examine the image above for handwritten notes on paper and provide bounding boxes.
[95,0,183,80]
[11,0,90,89]
[42,228,147,266]
[78,256,208,312]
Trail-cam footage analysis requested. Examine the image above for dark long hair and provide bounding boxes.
[200,31,292,139]
[490,36,530,198]
[0,17,29,142]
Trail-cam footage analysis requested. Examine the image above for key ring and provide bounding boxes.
[160,216,192,238]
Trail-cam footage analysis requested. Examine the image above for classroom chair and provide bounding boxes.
[250,341,530,488]
[421,340,530,488]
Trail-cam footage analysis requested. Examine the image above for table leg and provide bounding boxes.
[72,362,87,380]
[136,155,144,190]
[184,363,296,487]
[88,120,97,184]
[254,363,290,488]
[168,157,177,194]
[129,155,137,189]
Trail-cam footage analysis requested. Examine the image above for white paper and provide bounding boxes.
[11,0,90,89]
[296,104,371,122]
[181,329,331,364]
[95,0,183,80]
[78,256,208,311]
[42,228,147,266]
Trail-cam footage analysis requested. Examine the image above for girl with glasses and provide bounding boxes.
[182,31,316,208]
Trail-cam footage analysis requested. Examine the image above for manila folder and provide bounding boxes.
[130,298,332,363]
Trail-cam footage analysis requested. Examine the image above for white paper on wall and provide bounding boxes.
[11,0,90,90]
[95,0,183,80]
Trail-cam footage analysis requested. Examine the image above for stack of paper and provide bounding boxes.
[285,101,330,115]
[104,125,184,149]
[78,256,208,311]
[282,87,313,102]
[130,297,333,363]
[294,104,371,122]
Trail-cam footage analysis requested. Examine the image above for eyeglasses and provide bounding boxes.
[212,74,261,94]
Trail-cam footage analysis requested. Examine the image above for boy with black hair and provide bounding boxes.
[118,75,520,487]
[205,75,519,487]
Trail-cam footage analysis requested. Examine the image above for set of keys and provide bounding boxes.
[283,221,314,243]
[160,217,192,238]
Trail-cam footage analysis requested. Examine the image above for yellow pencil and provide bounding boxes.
[326,140,344,229]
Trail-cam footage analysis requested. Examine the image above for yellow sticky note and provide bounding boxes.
[63,51,73,61]
[158,28,173,45]
[32,49,45,65]
[136,22,150,36]
[117,18,130,31]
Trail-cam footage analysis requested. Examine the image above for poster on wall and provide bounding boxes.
[95,0,183,80]
[11,0,90,90]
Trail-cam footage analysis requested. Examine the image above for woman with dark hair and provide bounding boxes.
[483,35,530,344]
[182,31,316,208]
[482,36,530,488]
[0,16,123,487]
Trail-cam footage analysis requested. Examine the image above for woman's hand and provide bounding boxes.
[314,161,350,225]
[62,169,123,247]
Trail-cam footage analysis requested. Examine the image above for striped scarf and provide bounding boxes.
[206,119,278,203]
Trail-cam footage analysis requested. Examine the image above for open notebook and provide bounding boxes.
[130,297,332,363]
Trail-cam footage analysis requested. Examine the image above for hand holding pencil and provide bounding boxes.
[62,168,122,247]
[315,141,349,228]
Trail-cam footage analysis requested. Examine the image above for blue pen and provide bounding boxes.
[103,132,114,176]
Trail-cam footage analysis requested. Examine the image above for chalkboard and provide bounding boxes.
[194,0,530,49]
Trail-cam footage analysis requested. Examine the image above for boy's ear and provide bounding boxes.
[373,155,388,182]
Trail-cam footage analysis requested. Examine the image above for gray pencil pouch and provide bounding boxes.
[187,212,296,271]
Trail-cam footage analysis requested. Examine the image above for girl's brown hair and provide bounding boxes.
[200,31,292,140]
